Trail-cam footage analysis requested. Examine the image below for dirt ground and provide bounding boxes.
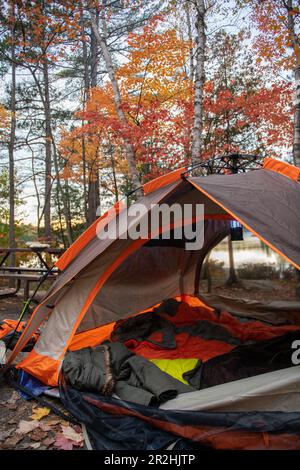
[0,280,297,450]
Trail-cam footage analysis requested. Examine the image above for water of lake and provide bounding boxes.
[210,233,290,272]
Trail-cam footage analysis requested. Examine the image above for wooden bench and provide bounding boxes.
[0,270,57,302]
[0,247,62,302]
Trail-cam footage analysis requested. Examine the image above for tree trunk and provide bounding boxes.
[110,145,119,202]
[294,69,300,297]
[64,178,73,240]
[30,144,41,238]
[55,180,66,248]
[190,0,206,166]
[87,169,100,222]
[293,65,300,167]
[43,59,52,241]
[184,1,194,80]
[88,14,101,224]
[30,60,73,245]
[285,0,300,166]
[286,0,300,296]
[8,2,16,275]
[203,252,212,293]
[80,6,89,225]
[90,9,141,192]
[82,131,89,225]
[296,270,300,298]
[52,142,73,245]
[225,237,239,287]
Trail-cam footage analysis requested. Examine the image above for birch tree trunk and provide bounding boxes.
[286,0,300,297]
[184,1,194,80]
[190,0,206,166]
[286,0,300,167]
[282,0,300,166]
[293,65,300,167]
[293,67,300,297]
[90,10,141,193]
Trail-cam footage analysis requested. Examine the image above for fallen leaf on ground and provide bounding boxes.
[30,407,51,420]
[30,429,48,442]
[61,425,83,444]
[1,435,23,449]
[30,442,41,449]
[17,403,28,412]
[6,403,18,410]
[7,391,20,405]
[45,418,60,426]
[0,429,13,442]
[18,442,32,450]
[59,420,71,427]
[16,420,40,434]
[0,391,20,407]
[43,437,56,447]
[54,435,74,451]
[38,422,52,432]
[7,418,18,425]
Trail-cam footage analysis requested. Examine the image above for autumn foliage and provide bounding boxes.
[60,19,293,185]
[1,0,297,243]
[247,0,300,70]
[0,105,10,133]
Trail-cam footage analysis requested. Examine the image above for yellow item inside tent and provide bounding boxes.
[150,358,199,385]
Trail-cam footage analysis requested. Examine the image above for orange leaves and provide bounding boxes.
[84,87,117,120]
[0,105,10,142]
[0,105,10,131]
[202,54,293,157]
[5,0,81,66]
[249,0,300,70]
[204,81,214,94]
[63,21,194,180]
[117,23,191,106]
[58,7,294,185]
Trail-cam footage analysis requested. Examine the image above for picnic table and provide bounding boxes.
[0,246,63,302]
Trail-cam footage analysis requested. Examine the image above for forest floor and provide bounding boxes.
[0,279,297,450]
[0,295,86,451]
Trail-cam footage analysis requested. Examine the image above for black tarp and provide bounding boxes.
[60,379,300,450]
